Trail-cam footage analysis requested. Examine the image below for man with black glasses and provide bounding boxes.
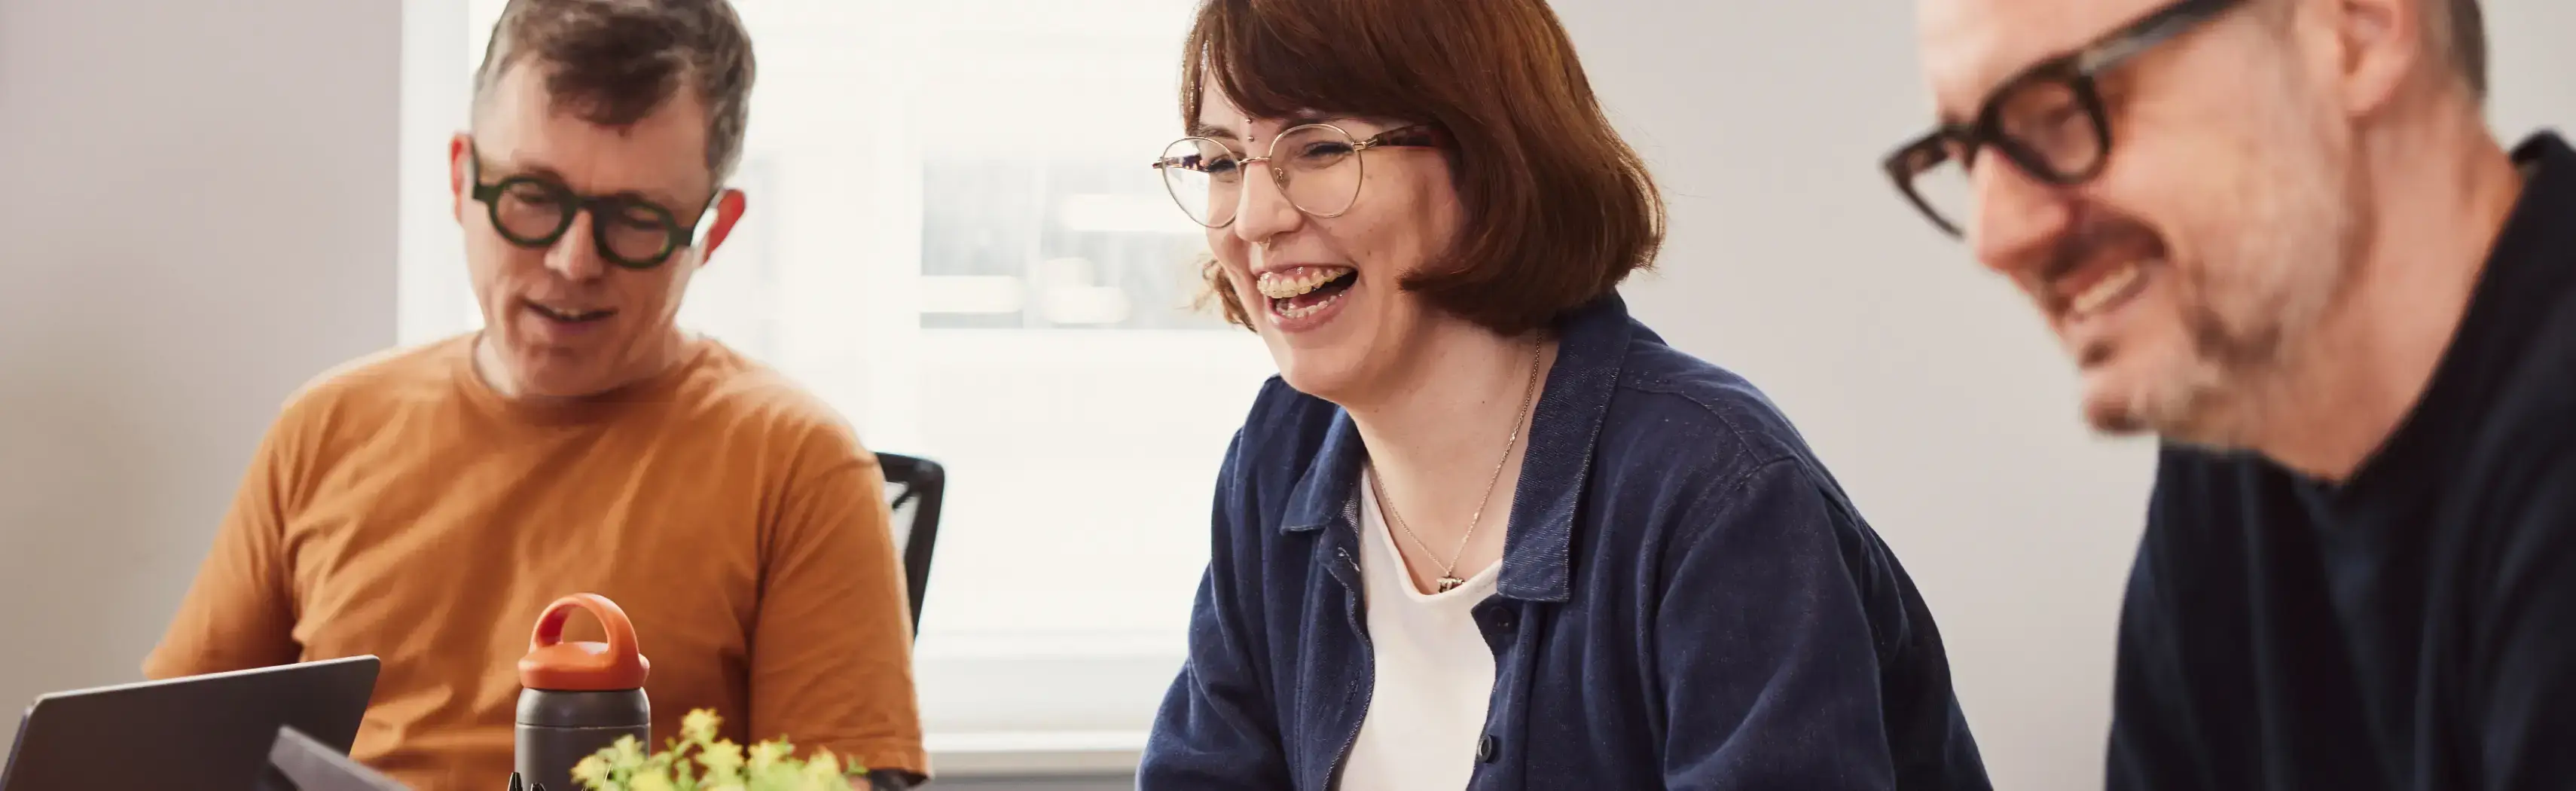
[1893,0,2573,787]
[142,2,926,788]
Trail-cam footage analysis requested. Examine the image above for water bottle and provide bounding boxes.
[513,593,652,791]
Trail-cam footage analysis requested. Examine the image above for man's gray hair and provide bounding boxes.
[471,0,756,182]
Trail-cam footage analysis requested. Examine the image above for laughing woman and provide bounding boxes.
[1136,1,1992,789]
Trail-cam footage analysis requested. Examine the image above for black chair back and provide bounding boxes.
[876,452,945,638]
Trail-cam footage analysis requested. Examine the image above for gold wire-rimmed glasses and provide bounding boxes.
[1150,122,1446,229]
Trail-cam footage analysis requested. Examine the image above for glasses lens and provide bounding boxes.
[1994,78,2102,179]
[1160,138,1240,228]
[493,179,575,245]
[1275,125,1363,217]
[597,200,679,267]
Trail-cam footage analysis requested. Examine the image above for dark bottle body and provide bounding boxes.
[514,687,649,789]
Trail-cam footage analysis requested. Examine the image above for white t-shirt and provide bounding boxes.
[1338,472,1504,791]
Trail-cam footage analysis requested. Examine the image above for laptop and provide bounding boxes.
[0,655,380,791]
[267,724,410,791]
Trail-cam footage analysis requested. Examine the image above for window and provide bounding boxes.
[398,0,1273,755]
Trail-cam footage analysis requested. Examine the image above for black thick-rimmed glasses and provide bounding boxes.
[1882,0,2247,237]
[1151,123,1449,229]
[468,147,721,269]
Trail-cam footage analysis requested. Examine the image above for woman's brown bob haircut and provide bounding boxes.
[1182,0,1664,337]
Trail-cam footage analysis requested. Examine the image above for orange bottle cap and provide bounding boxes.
[517,594,650,691]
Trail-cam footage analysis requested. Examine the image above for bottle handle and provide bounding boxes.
[527,593,642,667]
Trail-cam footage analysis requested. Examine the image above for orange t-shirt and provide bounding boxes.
[144,334,926,789]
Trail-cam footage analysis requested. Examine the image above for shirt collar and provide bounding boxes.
[1280,292,1637,603]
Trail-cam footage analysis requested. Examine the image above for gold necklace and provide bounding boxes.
[1370,340,1543,593]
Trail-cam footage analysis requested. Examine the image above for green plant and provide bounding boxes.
[569,709,866,791]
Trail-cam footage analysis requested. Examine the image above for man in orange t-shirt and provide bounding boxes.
[143,2,925,788]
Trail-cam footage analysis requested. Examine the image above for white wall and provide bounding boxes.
[0,0,2565,787]
[0,0,401,717]
[1554,1,2576,788]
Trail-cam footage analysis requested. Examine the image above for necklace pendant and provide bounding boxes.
[1436,576,1465,593]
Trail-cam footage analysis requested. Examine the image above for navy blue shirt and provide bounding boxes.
[2107,133,2576,791]
[1139,294,1990,790]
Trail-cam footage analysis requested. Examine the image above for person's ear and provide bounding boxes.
[449,133,474,224]
[696,189,749,265]
[2323,0,2427,117]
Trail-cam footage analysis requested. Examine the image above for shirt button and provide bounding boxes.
[1478,734,1499,763]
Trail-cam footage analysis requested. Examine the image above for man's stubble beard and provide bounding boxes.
[2086,99,2369,452]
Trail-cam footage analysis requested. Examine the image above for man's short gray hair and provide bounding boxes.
[471,0,756,182]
